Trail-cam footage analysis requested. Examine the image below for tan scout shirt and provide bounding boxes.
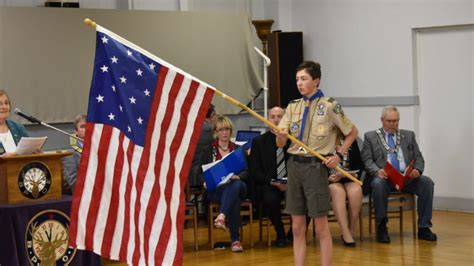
[278,96,354,156]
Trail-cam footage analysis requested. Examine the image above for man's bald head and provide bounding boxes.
[268,106,284,127]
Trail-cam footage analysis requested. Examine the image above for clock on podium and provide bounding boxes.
[0,151,72,204]
[18,161,52,199]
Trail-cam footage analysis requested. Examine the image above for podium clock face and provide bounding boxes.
[18,161,52,199]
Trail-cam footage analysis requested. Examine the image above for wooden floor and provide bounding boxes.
[182,210,474,265]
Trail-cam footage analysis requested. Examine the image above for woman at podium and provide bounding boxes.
[0,89,29,156]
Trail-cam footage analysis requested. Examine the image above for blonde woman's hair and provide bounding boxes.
[213,115,233,138]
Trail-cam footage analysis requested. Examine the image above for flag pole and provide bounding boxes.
[82,18,361,186]
[213,90,362,186]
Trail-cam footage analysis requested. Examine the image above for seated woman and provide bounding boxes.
[199,115,248,252]
[328,134,363,247]
[0,89,29,156]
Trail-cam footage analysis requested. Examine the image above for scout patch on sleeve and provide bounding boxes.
[332,103,344,115]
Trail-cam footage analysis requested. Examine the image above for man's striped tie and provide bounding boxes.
[276,148,287,180]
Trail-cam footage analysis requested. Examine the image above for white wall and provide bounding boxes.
[415,25,473,207]
[289,0,472,100]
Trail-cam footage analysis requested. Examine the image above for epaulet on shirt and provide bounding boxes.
[325,97,336,103]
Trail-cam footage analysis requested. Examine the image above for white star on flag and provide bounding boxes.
[144,89,150,96]
[101,65,109,73]
[101,36,108,43]
[127,125,132,132]
[119,105,123,112]
[127,50,132,56]
[137,116,143,124]
[136,68,143,76]
[111,56,118,64]
[111,85,116,92]
[108,113,115,120]
[96,94,104,103]
[120,76,127,83]
[129,96,136,104]
[149,62,156,70]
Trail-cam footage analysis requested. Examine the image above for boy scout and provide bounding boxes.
[276,61,358,266]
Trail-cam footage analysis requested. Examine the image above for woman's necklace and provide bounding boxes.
[217,143,229,152]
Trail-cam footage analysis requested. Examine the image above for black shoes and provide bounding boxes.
[271,238,289,248]
[341,235,356,247]
[418,227,437,241]
[376,224,391,243]
[375,225,437,243]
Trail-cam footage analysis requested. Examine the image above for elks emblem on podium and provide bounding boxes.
[18,161,52,199]
[25,209,77,265]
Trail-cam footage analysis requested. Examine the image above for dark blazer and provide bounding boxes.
[0,119,29,155]
[361,129,425,190]
[249,130,290,187]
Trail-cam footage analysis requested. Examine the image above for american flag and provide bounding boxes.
[69,25,214,265]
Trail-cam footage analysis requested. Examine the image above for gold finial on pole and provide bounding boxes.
[84,18,97,28]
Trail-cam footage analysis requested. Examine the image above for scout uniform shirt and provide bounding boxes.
[278,96,354,156]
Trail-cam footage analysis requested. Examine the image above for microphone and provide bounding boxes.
[13,108,42,124]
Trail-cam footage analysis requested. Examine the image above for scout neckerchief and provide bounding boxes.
[298,90,323,141]
[375,128,401,154]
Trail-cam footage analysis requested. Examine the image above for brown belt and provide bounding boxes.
[290,155,323,164]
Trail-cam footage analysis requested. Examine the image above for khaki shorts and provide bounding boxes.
[285,155,330,217]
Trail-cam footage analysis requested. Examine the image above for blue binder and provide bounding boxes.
[202,147,247,191]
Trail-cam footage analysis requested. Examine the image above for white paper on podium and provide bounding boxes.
[15,136,48,155]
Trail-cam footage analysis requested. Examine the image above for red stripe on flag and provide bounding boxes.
[142,72,185,264]
[84,125,113,249]
[135,66,170,264]
[154,79,201,263]
[101,133,125,258]
[69,122,95,247]
[131,114,153,264]
[172,86,215,266]
[118,142,136,260]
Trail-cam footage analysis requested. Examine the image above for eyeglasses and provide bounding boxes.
[217,127,231,132]
[384,119,399,124]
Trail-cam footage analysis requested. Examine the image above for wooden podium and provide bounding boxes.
[0,151,72,204]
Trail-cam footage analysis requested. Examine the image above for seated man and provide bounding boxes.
[249,106,291,247]
[361,106,437,243]
[62,114,86,193]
